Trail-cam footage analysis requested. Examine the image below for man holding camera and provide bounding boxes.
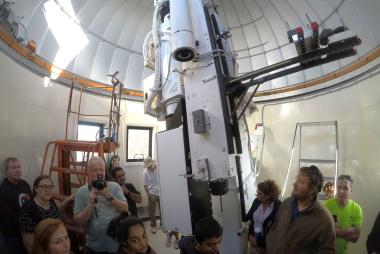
[74,156,129,254]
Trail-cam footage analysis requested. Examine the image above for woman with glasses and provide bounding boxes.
[19,175,74,253]
[107,212,157,254]
[246,180,281,254]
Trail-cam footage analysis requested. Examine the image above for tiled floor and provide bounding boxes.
[145,221,180,254]
[138,207,180,254]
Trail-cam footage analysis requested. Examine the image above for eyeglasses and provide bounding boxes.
[37,184,54,190]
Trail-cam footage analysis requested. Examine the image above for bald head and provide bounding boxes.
[87,156,105,182]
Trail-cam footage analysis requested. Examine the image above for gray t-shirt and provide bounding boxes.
[74,181,126,252]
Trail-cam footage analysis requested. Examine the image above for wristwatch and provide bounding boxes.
[106,196,114,202]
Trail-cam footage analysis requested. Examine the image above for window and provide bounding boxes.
[77,121,104,161]
[78,121,104,141]
[126,126,153,162]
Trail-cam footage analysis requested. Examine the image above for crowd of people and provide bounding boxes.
[0,156,379,254]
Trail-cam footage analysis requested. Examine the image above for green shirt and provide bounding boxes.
[325,198,362,254]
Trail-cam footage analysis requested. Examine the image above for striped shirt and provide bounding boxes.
[19,199,64,233]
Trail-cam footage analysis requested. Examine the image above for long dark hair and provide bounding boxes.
[107,212,145,243]
[32,175,52,197]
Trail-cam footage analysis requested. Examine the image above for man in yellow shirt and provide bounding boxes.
[325,175,362,254]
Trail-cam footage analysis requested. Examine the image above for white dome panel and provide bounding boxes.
[110,49,132,86]
[27,8,48,55]
[125,54,144,91]
[91,42,115,84]
[256,0,289,46]
[250,54,268,72]
[88,1,125,35]
[74,35,100,78]
[4,0,379,97]
[77,0,104,28]
[38,30,59,61]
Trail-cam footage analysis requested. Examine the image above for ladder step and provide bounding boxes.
[299,159,336,164]
[68,161,87,166]
[69,183,84,188]
[51,167,87,176]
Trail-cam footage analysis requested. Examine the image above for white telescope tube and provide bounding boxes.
[170,0,196,62]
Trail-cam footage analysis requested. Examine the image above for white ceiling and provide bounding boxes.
[10,0,380,93]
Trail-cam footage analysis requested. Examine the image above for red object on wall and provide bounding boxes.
[27,40,36,52]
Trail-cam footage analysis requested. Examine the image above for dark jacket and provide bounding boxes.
[0,178,31,236]
[367,212,380,254]
[246,198,281,247]
[178,236,220,254]
[124,183,140,217]
[266,196,335,254]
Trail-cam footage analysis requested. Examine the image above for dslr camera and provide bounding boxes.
[91,175,106,191]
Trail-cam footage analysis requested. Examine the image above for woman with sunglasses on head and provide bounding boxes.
[107,212,157,254]
[32,218,70,254]
[246,179,281,254]
[19,175,74,254]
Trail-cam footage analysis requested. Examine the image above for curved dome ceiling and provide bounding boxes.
[9,0,380,94]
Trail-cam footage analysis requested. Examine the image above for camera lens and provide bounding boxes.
[92,175,106,190]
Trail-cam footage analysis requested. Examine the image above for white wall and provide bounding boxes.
[251,71,380,254]
[0,49,74,184]
[0,49,164,208]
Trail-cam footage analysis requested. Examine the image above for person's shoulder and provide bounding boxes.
[274,198,282,206]
[281,196,293,207]
[0,178,9,189]
[315,200,334,221]
[78,184,88,191]
[107,181,120,188]
[21,198,36,211]
[324,197,337,207]
[76,184,89,195]
[19,179,30,186]
[0,178,5,187]
[349,199,362,212]
[19,179,32,190]
[108,181,123,192]
[349,199,362,208]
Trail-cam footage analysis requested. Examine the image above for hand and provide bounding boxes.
[67,193,75,201]
[249,235,257,247]
[88,188,98,204]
